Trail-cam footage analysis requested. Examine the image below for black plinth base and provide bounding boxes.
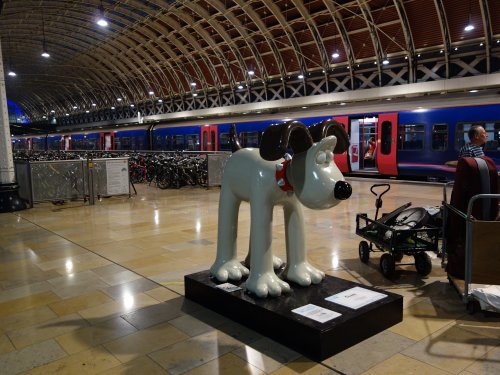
[185,270,403,362]
[0,183,29,213]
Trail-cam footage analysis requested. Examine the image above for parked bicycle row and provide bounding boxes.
[13,150,209,189]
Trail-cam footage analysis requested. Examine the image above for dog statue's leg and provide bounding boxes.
[210,186,249,282]
[282,201,325,286]
[245,198,291,298]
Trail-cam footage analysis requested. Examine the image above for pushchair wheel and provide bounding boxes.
[359,241,370,263]
[414,251,432,276]
[466,300,480,315]
[393,252,404,262]
[380,253,395,278]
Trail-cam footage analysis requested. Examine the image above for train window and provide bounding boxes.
[483,122,500,151]
[241,131,259,147]
[219,133,232,151]
[166,135,174,151]
[186,134,200,151]
[397,124,424,151]
[431,123,448,151]
[379,121,391,155]
[174,135,185,150]
[203,131,208,150]
[455,122,498,151]
[154,135,163,150]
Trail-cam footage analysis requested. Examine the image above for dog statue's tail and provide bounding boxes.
[229,124,242,153]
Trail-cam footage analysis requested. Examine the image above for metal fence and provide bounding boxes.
[15,158,130,207]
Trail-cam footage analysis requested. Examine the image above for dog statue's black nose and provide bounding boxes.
[334,180,352,200]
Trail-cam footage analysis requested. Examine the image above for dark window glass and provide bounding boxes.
[203,131,208,150]
[174,135,185,150]
[186,134,200,151]
[397,124,424,150]
[432,123,448,151]
[241,131,259,147]
[219,133,231,151]
[211,131,216,151]
[483,122,500,151]
[380,121,392,155]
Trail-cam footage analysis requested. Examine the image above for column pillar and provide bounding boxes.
[0,37,28,212]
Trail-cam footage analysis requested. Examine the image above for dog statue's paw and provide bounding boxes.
[210,260,249,282]
[243,255,284,270]
[245,272,291,298]
[272,255,284,270]
[284,262,325,286]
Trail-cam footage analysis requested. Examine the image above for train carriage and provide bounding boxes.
[11,101,500,182]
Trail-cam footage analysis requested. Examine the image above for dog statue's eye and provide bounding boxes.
[325,150,333,162]
[316,151,326,164]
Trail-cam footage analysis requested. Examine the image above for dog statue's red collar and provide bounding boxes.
[275,159,293,192]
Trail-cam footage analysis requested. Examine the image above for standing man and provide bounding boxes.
[458,125,488,158]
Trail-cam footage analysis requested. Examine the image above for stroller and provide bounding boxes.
[356,183,441,278]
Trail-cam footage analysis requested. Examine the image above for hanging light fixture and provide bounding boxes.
[464,0,474,31]
[96,1,108,27]
[41,9,50,58]
[6,37,16,76]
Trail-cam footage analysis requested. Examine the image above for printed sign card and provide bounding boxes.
[292,304,341,323]
[325,286,387,310]
[215,283,242,292]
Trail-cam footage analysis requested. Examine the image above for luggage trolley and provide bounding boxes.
[442,182,500,314]
[356,184,441,278]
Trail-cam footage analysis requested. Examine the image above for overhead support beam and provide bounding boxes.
[479,0,492,73]
[434,0,451,78]
[357,0,384,86]
[393,0,416,83]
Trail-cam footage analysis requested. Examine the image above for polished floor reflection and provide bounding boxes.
[0,179,498,375]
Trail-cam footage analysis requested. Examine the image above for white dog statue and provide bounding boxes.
[210,120,352,298]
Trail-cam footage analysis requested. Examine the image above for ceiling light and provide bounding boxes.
[464,24,474,31]
[332,51,339,59]
[382,58,389,65]
[85,110,90,113]
[72,106,77,109]
[148,90,154,95]
[248,70,255,76]
[92,103,96,107]
[130,104,134,107]
[469,89,479,93]
[298,74,304,79]
[96,1,108,27]
[193,93,198,97]
[117,98,122,101]
[237,84,243,89]
[190,82,196,87]
[158,99,163,103]
[41,51,50,58]
[111,106,115,110]
[8,71,16,77]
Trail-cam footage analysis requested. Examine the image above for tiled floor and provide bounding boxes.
[0,179,498,374]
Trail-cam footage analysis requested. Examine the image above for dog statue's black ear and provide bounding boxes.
[309,119,350,154]
[259,121,313,161]
[229,124,242,152]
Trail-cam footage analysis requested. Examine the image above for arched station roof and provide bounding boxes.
[1,0,499,129]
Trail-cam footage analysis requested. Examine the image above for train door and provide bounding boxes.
[201,125,218,151]
[376,113,398,176]
[61,135,71,150]
[99,132,115,151]
[332,116,349,173]
[349,116,378,173]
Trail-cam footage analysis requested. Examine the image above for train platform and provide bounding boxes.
[0,179,498,374]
